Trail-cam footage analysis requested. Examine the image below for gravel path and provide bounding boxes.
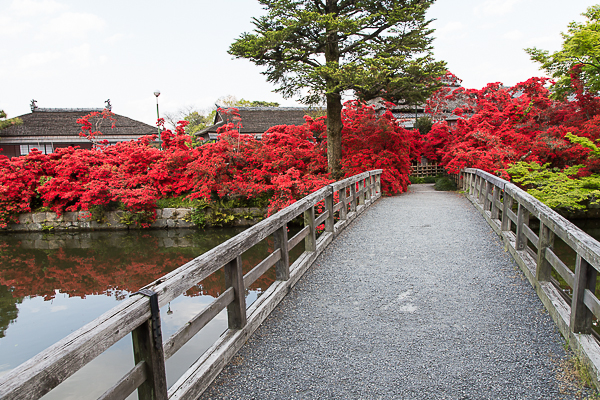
[199,184,594,399]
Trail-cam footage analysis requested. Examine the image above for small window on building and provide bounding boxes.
[20,144,54,155]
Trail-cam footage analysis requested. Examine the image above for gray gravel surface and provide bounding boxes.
[199,184,594,399]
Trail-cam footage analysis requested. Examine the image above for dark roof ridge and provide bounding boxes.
[34,108,104,113]
[217,106,319,111]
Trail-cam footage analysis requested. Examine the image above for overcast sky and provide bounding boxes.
[1,0,597,125]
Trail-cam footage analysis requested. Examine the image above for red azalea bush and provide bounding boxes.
[421,68,600,178]
[0,103,414,228]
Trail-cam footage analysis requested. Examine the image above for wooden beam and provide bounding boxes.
[224,256,246,330]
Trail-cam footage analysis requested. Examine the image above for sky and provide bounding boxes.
[1,0,598,126]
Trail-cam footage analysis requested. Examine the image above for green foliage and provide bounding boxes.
[525,5,600,97]
[236,99,280,107]
[565,132,600,158]
[88,205,107,223]
[409,175,439,184]
[0,110,22,131]
[434,177,456,191]
[119,210,155,227]
[156,196,209,209]
[415,117,433,135]
[507,161,600,210]
[229,1,446,106]
[184,111,212,135]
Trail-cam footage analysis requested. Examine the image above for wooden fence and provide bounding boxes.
[0,170,382,400]
[410,163,446,177]
[463,168,600,389]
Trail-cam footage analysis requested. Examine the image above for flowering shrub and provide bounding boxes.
[0,103,414,228]
[421,69,600,179]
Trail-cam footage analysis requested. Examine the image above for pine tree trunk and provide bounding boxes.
[326,92,343,180]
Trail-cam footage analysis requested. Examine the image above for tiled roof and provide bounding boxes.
[0,109,156,138]
[199,107,320,135]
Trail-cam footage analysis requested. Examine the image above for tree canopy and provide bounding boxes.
[526,5,600,98]
[0,110,22,131]
[230,0,446,178]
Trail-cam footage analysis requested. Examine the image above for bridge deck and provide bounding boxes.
[199,184,589,399]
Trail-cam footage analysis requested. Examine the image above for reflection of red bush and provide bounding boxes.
[0,239,276,301]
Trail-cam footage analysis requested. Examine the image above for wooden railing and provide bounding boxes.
[0,170,382,400]
[410,162,445,177]
[463,168,600,389]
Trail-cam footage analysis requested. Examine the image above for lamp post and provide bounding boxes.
[154,90,161,149]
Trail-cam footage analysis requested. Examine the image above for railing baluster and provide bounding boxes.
[536,223,554,282]
[375,173,381,195]
[304,205,317,252]
[571,255,598,334]
[325,190,335,233]
[350,183,357,212]
[501,193,513,232]
[274,224,290,280]
[224,255,247,329]
[491,185,500,219]
[484,181,492,212]
[339,187,348,220]
[515,203,529,250]
[478,176,486,204]
[131,293,168,400]
[358,179,365,206]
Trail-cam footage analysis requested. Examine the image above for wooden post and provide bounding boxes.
[479,176,486,205]
[376,173,381,195]
[224,255,246,329]
[274,224,290,281]
[491,185,500,220]
[339,188,348,220]
[325,191,335,233]
[515,203,529,250]
[350,183,357,212]
[501,193,513,231]
[358,179,365,206]
[365,176,372,203]
[484,181,492,212]
[571,255,598,334]
[536,223,554,282]
[304,206,316,252]
[132,293,168,400]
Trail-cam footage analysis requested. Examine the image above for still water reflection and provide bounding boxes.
[0,228,300,399]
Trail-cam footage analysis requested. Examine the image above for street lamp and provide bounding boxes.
[154,90,161,149]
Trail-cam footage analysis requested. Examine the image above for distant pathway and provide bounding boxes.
[200,184,592,399]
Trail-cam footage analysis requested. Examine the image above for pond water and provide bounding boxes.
[0,228,302,399]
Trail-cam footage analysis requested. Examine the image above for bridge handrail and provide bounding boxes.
[463,167,600,388]
[0,170,382,400]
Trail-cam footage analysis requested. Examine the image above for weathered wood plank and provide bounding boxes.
[132,310,168,400]
[536,224,554,282]
[515,204,529,250]
[274,225,290,281]
[523,224,539,249]
[163,288,234,360]
[583,289,600,321]
[546,248,575,288]
[243,250,282,288]
[304,206,317,252]
[333,201,343,213]
[288,225,310,251]
[98,361,147,400]
[571,255,598,334]
[224,255,246,330]
[325,192,335,233]
[315,209,329,226]
[491,185,501,219]
[506,208,518,225]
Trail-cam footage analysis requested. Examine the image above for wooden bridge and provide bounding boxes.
[2,168,600,399]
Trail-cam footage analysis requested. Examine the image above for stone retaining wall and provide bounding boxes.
[2,207,266,233]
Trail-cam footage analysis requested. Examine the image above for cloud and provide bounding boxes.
[66,43,92,68]
[10,0,66,16]
[436,21,465,35]
[37,12,106,40]
[503,30,523,40]
[105,33,125,44]
[475,0,521,17]
[17,51,61,69]
[0,15,31,36]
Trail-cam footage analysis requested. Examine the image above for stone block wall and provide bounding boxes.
[2,207,266,233]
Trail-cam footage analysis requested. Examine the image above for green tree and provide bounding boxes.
[229,0,446,179]
[0,110,22,131]
[526,5,600,98]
